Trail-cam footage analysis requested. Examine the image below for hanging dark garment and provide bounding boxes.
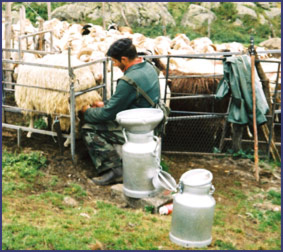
[215,55,269,126]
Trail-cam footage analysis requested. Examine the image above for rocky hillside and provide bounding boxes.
[50,2,280,28]
[4,2,282,44]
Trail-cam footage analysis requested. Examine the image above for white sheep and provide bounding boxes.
[15,53,103,146]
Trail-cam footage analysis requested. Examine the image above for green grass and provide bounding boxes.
[3,223,95,250]
[2,150,281,250]
[267,190,281,205]
[2,151,47,195]
[2,197,171,250]
[230,188,248,200]
[63,183,87,199]
[214,239,237,250]
[33,117,48,129]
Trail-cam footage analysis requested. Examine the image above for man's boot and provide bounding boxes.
[92,166,123,186]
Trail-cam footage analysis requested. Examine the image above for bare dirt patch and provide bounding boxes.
[2,121,280,205]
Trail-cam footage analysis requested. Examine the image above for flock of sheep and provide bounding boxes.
[2,17,281,147]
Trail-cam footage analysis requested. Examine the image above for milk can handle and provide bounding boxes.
[122,128,128,142]
[158,171,178,192]
[209,185,215,195]
[152,136,160,154]
[178,181,184,194]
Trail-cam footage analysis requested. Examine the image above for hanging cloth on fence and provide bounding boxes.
[215,55,269,126]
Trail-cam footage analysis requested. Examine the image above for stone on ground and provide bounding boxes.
[111,184,173,213]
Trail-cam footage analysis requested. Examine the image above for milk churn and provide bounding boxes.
[169,169,215,248]
[116,108,176,198]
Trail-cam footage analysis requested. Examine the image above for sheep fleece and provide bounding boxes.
[15,54,102,131]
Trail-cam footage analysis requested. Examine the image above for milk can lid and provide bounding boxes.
[180,169,213,187]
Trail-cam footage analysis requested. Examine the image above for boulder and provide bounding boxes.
[264,8,281,19]
[235,2,256,8]
[258,14,267,25]
[232,18,243,27]
[200,2,220,10]
[257,2,272,9]
[63,196,79,207]
[111,184,173,213]
[51,2,175,27]
[52,2,98,22]
[181,4,216,29]
[259,38,281,50]
[235,4,257,19]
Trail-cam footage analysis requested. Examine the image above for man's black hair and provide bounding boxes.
[106,38,137,61]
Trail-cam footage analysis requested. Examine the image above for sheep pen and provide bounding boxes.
[14,53,103,146]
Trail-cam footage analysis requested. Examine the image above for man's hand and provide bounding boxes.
[92,101,104,108]
[81,101,104,114]
[81,104,91,113]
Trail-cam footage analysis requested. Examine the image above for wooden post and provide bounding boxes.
[47,2,52,20]
[102,2,106,29]
[4,2,12,86]
[4,3,12,59]
[20,5,25,34]
[254,51,272,111]
[207,19,211,38]
[19,5,26,52]
[36,17,44,51]
[250,36,259,182]
[254,50,280,162]
[162,15,166,36]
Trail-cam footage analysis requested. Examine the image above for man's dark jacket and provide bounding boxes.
[84,61,160,123]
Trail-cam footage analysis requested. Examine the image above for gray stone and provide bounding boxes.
[51,2,175,27]
[181,4,216,29]
[259,38,281,49]
[63,196,79,207]
[234,2,256,8]
[111,183,173,213]
[52,2,98,22]
[235,4,257,19]
[232,18,243,27]
[258,14,267,25]
[264,8,281,19]
[200,2,220,10]
[269,2,280,8]
[257,2,271,10]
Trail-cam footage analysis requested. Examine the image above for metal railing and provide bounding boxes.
[2,41,108,161]
[2,33,281,160]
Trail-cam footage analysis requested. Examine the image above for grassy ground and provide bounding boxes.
[2,149,281,250]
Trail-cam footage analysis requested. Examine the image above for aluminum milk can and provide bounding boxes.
[116,108,176,198]
[122,131,161,198]
[169,169,215,248]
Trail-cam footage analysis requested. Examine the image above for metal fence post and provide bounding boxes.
[164,56,170,102]
[267,62,281,160]
[103,60,107,102]
[68,47,76,162]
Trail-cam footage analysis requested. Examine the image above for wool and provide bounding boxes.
[15,54,102,133]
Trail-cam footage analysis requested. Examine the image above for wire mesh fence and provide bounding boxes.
[160,52,281,160]
[162,112,226,153]
[162,111,281,158]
